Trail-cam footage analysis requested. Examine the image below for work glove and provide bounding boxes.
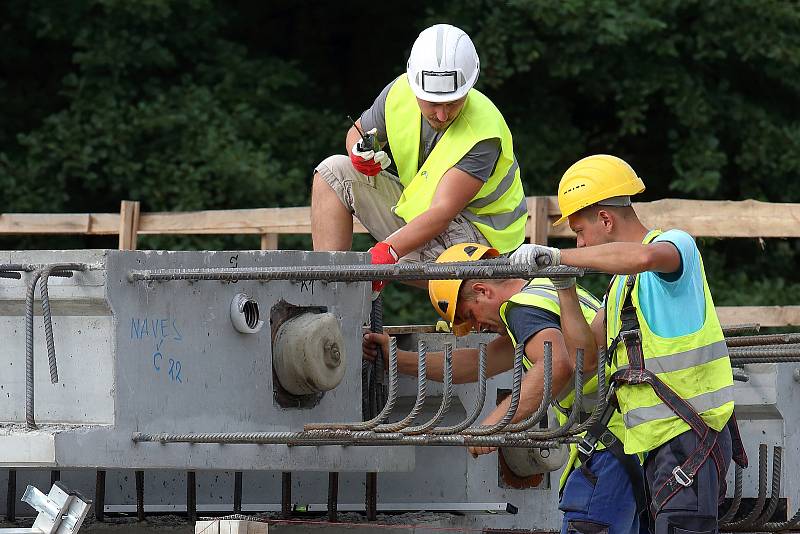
[549,277,576,290]
[368,241,399,300]
[509,244,561,269]
[350,128,391,176]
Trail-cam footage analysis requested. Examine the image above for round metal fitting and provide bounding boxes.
[230,293,263,334]
[273,312,346,395]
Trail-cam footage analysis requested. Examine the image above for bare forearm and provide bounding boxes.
[560,242,656,274]
[346,124,361,153]
[556,287,598,374]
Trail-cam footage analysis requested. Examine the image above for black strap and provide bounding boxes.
[577,391,647,514]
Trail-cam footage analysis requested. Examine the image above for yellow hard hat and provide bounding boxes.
[553,154,645,226]
[429,243,499,336]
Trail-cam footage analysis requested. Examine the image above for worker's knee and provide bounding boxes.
[565,519,609,534]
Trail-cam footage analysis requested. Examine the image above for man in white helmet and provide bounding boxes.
[311,23,527,296]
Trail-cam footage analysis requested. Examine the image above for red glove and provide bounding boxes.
[369,241,399,298]
[349,150,383,176]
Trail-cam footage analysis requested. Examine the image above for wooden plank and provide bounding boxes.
[137,207,368,235]
[525,197,550,244]
[260,233,278,250]
[717,306,800,328]
[548,197,800,239]
[118,200,140,250]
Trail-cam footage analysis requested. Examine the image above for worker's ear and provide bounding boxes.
[597,209,614,234]
[471,282,491,300]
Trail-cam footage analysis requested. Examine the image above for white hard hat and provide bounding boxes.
[406,24,480,103]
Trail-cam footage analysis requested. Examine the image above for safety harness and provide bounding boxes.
[577,274,748,517]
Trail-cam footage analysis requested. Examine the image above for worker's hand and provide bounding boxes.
[368,241,398,299]
[468,445,498,458]
[350,128,391,176]
[549,277,575,290]
[363,332,390,364]
[510,244,561,269]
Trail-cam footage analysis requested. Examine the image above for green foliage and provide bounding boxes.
[1,0,799,324]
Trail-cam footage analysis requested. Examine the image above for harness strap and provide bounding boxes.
[577,385,646,514]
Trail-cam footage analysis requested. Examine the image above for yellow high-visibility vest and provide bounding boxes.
[606,230,734,455]
[498,279,630,490]
[384,74,527,253]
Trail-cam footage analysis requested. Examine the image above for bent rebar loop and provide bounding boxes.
[462,342,524,436]
[719,462,744,524]
[432,342,488,435]
[372,339,428,433]
[725,445,782,532]
[556,346,609,438]
[501,340,553,433]
[24,263,85,428]
[304,337,400,431]
[401,343,453,435]
[723,444,768,531]
[519,347,585,440]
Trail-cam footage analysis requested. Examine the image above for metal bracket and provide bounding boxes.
[1,482,91,534]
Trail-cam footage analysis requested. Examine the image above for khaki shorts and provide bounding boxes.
[315,154,491,263]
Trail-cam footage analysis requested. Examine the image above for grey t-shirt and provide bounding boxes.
[359,80,501,182]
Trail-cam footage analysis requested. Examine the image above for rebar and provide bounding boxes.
[726,333,800,348]
[40,267,60,383]
[23,263,87,428]
[502,341,553,433]
[555,347,609,438]
[127,261,586,283]
[130,430,578,448]
[305,337,399,431]
[719,463,743,524]
[25,269,44,429]
[401,343,453,435]
[749,446,782,531]
[724,444,768,530]
[523,348,585,439]
[462,343,524,436]
[722,323,761,337]
[373,340,427,433]
[729,346,800,364]
[432,343,487,435]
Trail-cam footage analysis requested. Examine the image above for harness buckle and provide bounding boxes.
[672,466,694,487]
[576,438,596,457]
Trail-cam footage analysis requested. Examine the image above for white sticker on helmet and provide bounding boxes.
[421,71,458,94]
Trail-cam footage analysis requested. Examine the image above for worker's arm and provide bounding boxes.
[561,241,681,275]
[554,286,599,375]
[382,167,483,258]
[468,327,574,457]
[362,332,514,384]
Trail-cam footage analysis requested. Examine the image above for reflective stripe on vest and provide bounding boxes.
[606,230,735,455]
[384,74,526,253]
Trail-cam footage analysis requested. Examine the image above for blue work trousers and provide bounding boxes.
[559,449,643,534]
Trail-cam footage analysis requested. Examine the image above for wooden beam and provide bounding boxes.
[118,200,141,250]
[717,306,800,328]
[547,197,800,239]
[526,197,550,244]
[260,233,278,250]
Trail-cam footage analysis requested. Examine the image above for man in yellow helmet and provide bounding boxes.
[510,155,747,534]
[363,242,645,534]
[311,24,527,297]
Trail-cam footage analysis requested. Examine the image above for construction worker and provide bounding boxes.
[311,23,527,296]
[363,243,644,534]
[510,155,747,534]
